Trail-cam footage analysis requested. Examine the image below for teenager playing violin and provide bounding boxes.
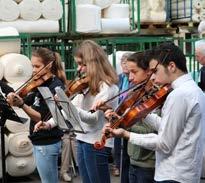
[103,42,205,183]
[6,48,67,183]
[93,51,156,183]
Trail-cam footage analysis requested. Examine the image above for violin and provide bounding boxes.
[94,84,172,149]
[116,80,155,116]
[15,61,53,98]
[17,72,53,97]
[65,76,89,97]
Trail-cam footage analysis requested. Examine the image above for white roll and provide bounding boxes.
[0,19,59,33]
[0,61,4,80]
[112,0,120,3]
[8,132,33,156]
[76,5,101,33]
[192,13,201,22]
[193,0,202,10]
[198,20,205,33]
[14,0,23,3]
[101,18,130,33]
[103,4,129,19]
[0,134,9,158]
[149,0,165,11]
[1,53,32,83]
[5,107,30,133]
[41,0,63,20]
[0,0,19,21]
[94,0,113,9]
[19,0,42,21]
[7,155,36,177]
[150,11,166,23]
[76,0,93,4]
[135,10,150,23]
[0,27,21,56]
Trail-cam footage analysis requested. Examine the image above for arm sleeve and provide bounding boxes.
[129,95,189,154]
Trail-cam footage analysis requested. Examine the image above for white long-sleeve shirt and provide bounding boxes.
[72,82,119,148]
[129,74,205,183]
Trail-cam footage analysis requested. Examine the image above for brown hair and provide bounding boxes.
[74,40,118,95]
[32,47,67,84]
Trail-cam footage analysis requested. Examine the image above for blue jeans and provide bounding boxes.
[77,140,111,183]
[33,141,61,183]
[156,181,180,183]
[129,164,155,183]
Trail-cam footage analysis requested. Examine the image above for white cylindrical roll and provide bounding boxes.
[101,18,130,33]
[94,0,113,9]
[198,20,205,33]
[103,4,129,19]
[192,13,201,22]
[0,0,19,21]
[0,134,9,158]
[150,11,166,23]
[193,0,202,10]
[0,27,21,56]
[0,19,59,33]
[112,0,120,3]
[1,53,32,83]
[7,155,36,177]
[41,0,63,20]
[0,62,4,80]
[149,0,165,11]
[19,0,42,21]
[14,0,23,3]
[135,10,150,23]
[200,9,205,20]
[76,0,93,4]
[76,5,101,33]
[5,107,30,133]
[8,132,33,156]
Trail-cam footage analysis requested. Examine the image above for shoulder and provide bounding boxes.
[49,76,65,90]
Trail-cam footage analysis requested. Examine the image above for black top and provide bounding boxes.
[0,81,14,95]
[24,76,65,145]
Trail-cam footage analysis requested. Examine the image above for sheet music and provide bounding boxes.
[37,87,68,130]
[55,87,85,133]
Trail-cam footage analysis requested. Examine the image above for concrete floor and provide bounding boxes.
[4,171,205,183]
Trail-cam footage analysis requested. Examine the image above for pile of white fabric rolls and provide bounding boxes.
[134,0,166,23]
[76,0,131,33]
[0,0,63,33]
[171,0,205,23]
[0,27,34,177]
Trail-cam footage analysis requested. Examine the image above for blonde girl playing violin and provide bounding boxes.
[7,48,66,183]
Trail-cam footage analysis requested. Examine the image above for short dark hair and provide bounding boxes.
[127,51,149,70]
[154,42,188,73]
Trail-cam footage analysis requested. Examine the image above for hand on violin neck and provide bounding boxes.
[90,100,112,113]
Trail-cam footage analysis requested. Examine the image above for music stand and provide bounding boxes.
[0,92,27,183]
[55,87,85,134]
[38,87,85,134]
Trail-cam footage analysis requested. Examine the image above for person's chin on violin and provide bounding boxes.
[7,47,67,183]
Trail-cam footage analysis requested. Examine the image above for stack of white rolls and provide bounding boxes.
[0,0,63,33]
[0,26,34,177]
[134,0,166,23]
[171,0,204,23]
[76,0,130,33]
